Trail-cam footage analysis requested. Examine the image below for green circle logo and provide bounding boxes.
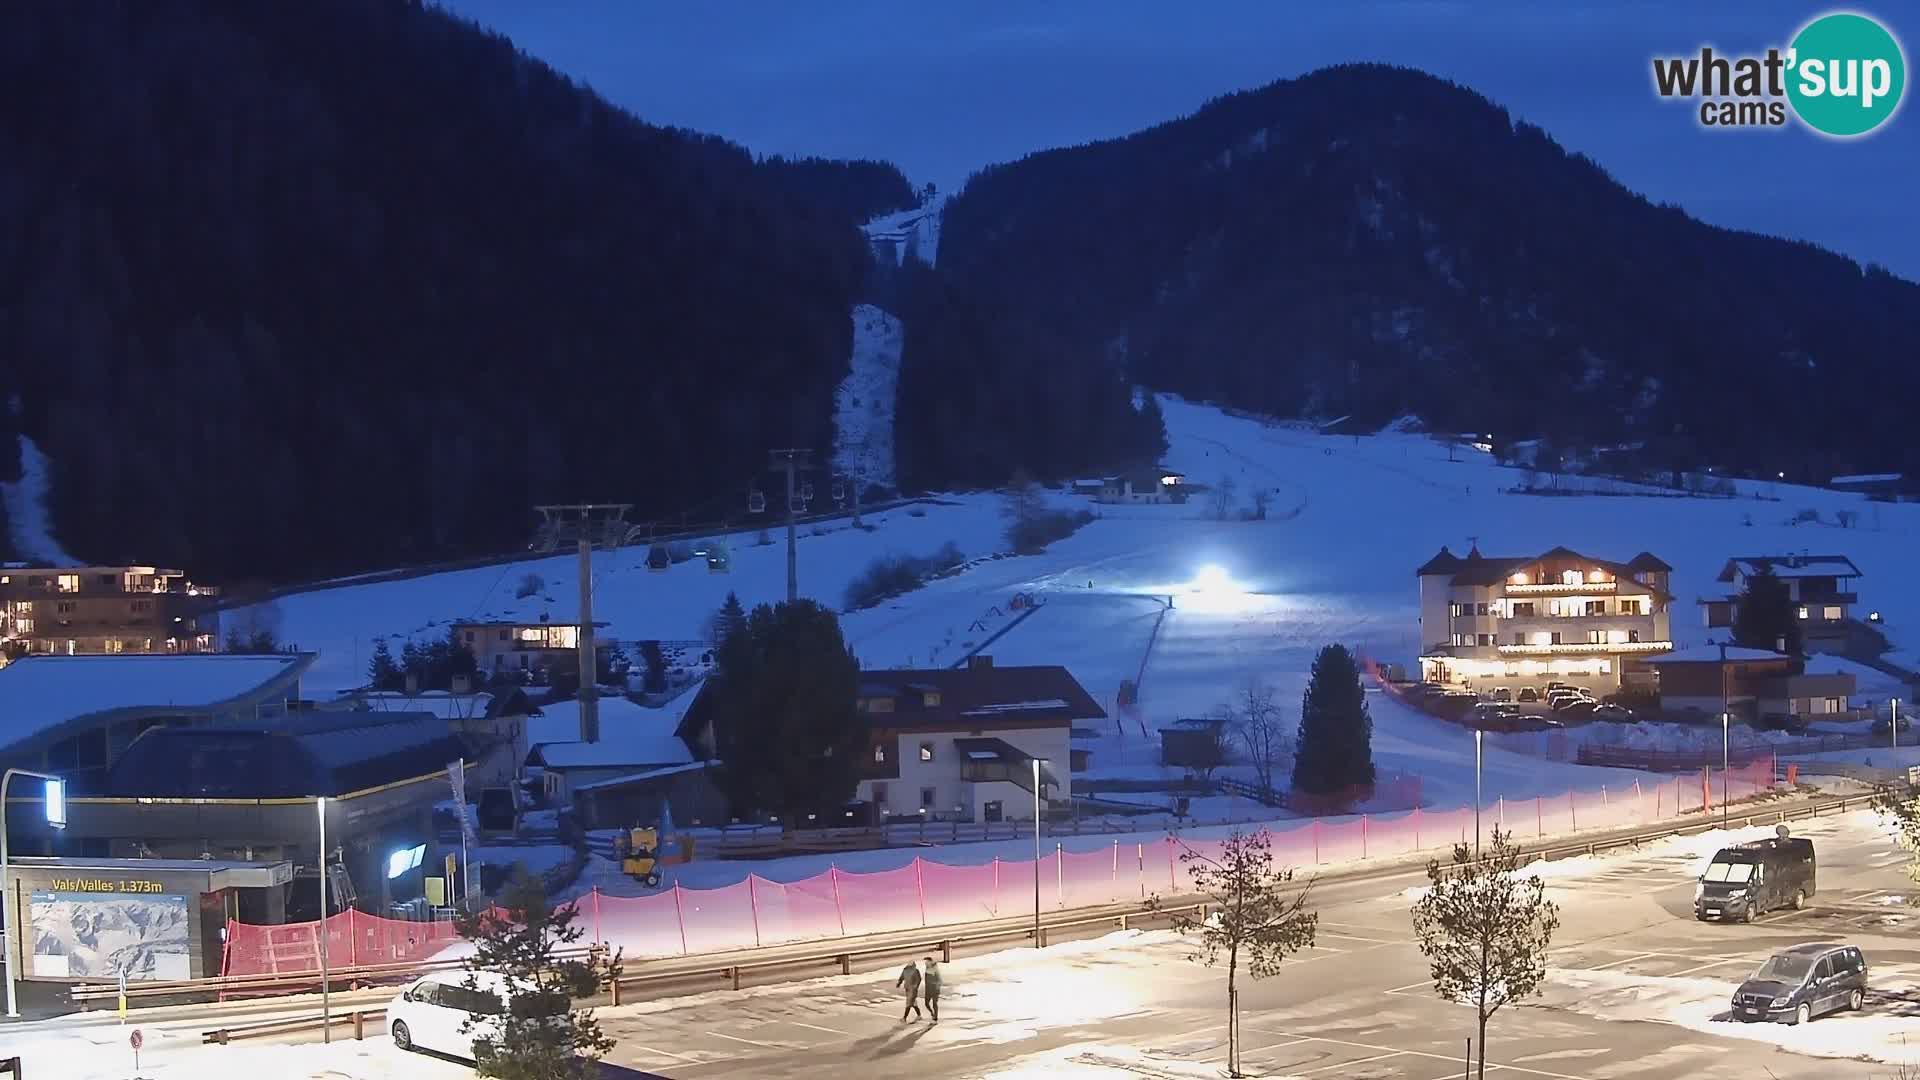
[1787,12,1906,136]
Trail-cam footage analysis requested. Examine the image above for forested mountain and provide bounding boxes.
[0,0,871,580]
[922,63,1920,489]
[759,156,919,226]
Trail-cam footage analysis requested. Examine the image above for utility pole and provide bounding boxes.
[770,450,812,602]
[531,504,630,744]
[577,536,598,743]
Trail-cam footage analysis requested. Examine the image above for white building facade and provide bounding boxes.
[1417,546,1675,695]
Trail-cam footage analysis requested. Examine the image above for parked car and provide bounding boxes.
[389,971,561,1060]
[1489,686,1513,703]
[1516,687,1542,703]
[1556,700,1600,720]
[1468,703,1524,731]
[1732,943,1867,1025]
[1592,703,1637,723]
[1696,834,1816,922]
[1545,681,1572,694]
[1547,690,1594,711]
[1872,715,1912,735]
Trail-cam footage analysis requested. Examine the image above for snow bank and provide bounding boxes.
[832,303,903,490]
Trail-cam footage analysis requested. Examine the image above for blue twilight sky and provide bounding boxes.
[444,1,1919,280]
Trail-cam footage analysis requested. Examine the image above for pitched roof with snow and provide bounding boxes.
[1643,645,1790,664]
[0,653,314,753]
[1718,555,1862,582]
[852,664,1106,731]
[103,710,469,798]
[526,694,697,771]
[1437,546,1673,600]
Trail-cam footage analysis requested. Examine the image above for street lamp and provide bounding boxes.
[1893,698,1902,752]
[2,768,66,1018]
[317,795,331,1043]
[1728,711,1743,826]
[1032,758,1044,949]
[1474,729,1483,858]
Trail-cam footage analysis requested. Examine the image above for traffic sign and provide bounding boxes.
[130,1028,144,1050]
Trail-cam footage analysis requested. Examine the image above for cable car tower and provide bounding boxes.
[529,503,632,743]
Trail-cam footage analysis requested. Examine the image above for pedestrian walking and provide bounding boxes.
[922,956,942,1023]
[894,960,923,1021]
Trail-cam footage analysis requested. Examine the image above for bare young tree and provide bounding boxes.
[1872,784,1920,892]
[1410,828,1560,1080]
[1209,473,1238,520]
[1155,829,1317,1078]
[1220,678,1290,798]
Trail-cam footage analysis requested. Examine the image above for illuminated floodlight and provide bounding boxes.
[1191,564,1232,592]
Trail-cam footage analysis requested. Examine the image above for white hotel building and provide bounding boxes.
[1417,545,1675,694]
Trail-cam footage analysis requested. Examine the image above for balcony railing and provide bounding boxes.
[1502,581,1618,595]
[1495,640,1674,656]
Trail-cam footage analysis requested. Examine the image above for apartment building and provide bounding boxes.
[0,564,219,660]
[1417,545,1674,694]
[1700,554,1863,654]
[451,618,611,674]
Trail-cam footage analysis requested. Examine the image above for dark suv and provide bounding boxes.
[1732,943,1867,1025]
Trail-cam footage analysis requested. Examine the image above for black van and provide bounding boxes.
[1732,943,1868,1025]
[1695,834,1816,922]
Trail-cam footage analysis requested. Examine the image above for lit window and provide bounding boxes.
[1530,632,1552,647]
[1823,606,1842,621]
[873,744,888,764]
[1508,571,1529,585]
[56,574,80,593]
[1548,600,1561,616]
[919,743,933,762]
[1798,606,1809,620]
[1561,570,1581,586]
[1587,569,1607,583]
[105,638,124,654]
[14,618,31,634]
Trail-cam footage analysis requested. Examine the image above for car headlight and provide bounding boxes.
[1694,883,1704,901]
[1727,889,1747,899]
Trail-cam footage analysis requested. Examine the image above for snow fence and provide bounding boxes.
[222,757,1777,977]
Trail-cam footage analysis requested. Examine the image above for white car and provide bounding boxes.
[388,970,513,1059]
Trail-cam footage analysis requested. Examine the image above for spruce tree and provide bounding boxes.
[708,599,863,829]
[368,638,402,690]
[1732,568,1801,655]
[712,591,748,648]
[1292,644,1375,795]
[453,873,619,1079]
[638,640,668,693]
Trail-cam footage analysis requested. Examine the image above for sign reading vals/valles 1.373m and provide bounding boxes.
[46,878,169,894]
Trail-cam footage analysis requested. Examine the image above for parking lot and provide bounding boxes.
[512,810,1914,1079]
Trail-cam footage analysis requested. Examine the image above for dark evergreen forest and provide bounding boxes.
[0,1,896,580]
[920,63,1920,489]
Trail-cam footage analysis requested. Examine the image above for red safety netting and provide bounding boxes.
[221,908,462,979]
[223,758,1781,977]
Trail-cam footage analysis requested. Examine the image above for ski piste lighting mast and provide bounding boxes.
[530,503,631,743]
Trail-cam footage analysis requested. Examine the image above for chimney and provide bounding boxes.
[969,655,994,670]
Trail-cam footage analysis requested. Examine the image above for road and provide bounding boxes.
[573,811,1918,1079]
[15,810,1918,1079]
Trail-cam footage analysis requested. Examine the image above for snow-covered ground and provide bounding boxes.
[252,394,1920,817]
[832,303,903,490]
[2,434,77,564]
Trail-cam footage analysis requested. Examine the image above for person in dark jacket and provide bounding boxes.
[894,960,922,1021]
[921,956,942,1022]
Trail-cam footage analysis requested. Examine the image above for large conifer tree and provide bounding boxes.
[1292,644,1375,795]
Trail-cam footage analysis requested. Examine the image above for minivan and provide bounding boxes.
[1732,943,1867,1025]
[389,970,560,1060]
[1696,834,1816,922]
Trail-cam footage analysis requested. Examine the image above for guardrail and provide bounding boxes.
[88,789,1867,1040]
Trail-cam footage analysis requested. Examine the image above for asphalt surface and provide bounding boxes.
[566,812,1916,1079]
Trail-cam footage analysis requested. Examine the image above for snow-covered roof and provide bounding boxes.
[575,761,713,791]
[527,694,697,770]
[1831,473,1903,485]
[1721,555,1861,580]
[0,653,314,750]
[961,699,1071,716]
[1643,646,1789,664]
